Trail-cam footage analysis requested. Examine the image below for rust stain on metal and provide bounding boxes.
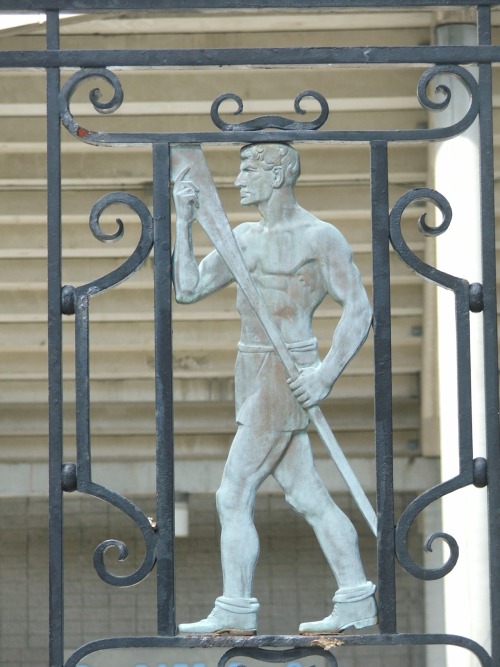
[76,126,90,138]
[311,637,344,650]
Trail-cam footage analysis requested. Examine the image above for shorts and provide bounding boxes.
[235,338,319,432]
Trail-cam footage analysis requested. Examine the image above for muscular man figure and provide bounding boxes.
[173,143,377,635]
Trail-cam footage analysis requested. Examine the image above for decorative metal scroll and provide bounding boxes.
[59,64,479,144]
[210,90,330,131]
[389,188,487,581]
[217,647,339,667]
[62,192,157,587]
[0,2,496,667]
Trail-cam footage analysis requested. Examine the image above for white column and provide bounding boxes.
[433,22,490,666]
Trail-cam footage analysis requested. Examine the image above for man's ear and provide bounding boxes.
[272,165,284,188]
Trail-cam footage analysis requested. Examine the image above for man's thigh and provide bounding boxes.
[222,425,293,490]
[273,430,331,503]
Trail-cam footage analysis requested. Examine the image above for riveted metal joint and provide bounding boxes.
[469,282,484,313]
[61,285,76,315]
[61,462,77,492]
[473,457,488,488]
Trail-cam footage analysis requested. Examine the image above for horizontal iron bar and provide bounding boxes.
[58,129,473,145]
[1,0,499,9]
[3,46,500,68]
[65,633,492,667]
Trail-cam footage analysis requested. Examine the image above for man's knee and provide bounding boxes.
[216,480,253,519]
[284,487,322,519]
[285,487,359,543]
[284,484,335,521]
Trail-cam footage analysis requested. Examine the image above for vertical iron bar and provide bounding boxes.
[46,9,63,667]
[75,294,92,487]
[370,141,396,633]
[153,143,175,635]
[477,6,500,665]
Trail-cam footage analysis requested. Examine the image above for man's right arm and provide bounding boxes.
[172,169,233,304]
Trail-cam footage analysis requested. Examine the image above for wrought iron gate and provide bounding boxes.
[1,1,499,665]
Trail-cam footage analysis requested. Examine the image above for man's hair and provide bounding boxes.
[240,143,301,186]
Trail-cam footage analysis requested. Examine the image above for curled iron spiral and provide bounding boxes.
[394,478,463,580]
[389,187,460,291]
[85,482,157,587]
[416,64,478,135]
[75,191,154,302]
[210,90,329,131]
[60,68,124,141]
[417,64,475,111]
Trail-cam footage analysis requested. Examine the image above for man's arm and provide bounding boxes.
[289,226,372,408]
[172,168,233,304]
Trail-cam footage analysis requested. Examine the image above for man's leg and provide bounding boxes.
[273,431,377,633]
[178,426,292,634]
[217,426,291,598]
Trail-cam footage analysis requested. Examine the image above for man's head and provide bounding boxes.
[235,143,301,207]
[240,143,301,186]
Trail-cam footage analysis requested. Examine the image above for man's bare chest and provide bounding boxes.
[244,253,324,301]
[242,233,317,277]
[236,229,327,317]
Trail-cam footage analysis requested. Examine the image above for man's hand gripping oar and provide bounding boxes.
[171,144,377,537]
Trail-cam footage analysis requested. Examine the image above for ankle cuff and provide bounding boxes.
[333,581,376,603]
[215,596,260,614]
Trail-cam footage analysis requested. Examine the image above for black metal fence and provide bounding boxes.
[0,1,499,665]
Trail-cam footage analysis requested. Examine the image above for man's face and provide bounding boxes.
[234,156,275,207]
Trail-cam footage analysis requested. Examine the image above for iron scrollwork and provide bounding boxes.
[62,191,156,587]
[217,646,338,667]
[59,64,478,145]
[88,483,158,587]
[210,90,330,131]
[60,67,124,143]
[389,188,481,580]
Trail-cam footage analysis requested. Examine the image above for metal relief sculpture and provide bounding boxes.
[47,46,498,666]
[3,3,495,666]
[172,142,377,635]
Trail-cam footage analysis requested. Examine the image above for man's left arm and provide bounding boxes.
[288,228,372,408]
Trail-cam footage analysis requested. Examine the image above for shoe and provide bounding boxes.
[299,581,377,634]
[178,596,259,635]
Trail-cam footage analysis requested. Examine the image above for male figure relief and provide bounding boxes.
[172,143,377,635]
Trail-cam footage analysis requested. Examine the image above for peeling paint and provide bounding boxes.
[311,638,344,650]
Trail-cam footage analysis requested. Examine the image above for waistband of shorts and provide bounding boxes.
[237,337,317,354]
